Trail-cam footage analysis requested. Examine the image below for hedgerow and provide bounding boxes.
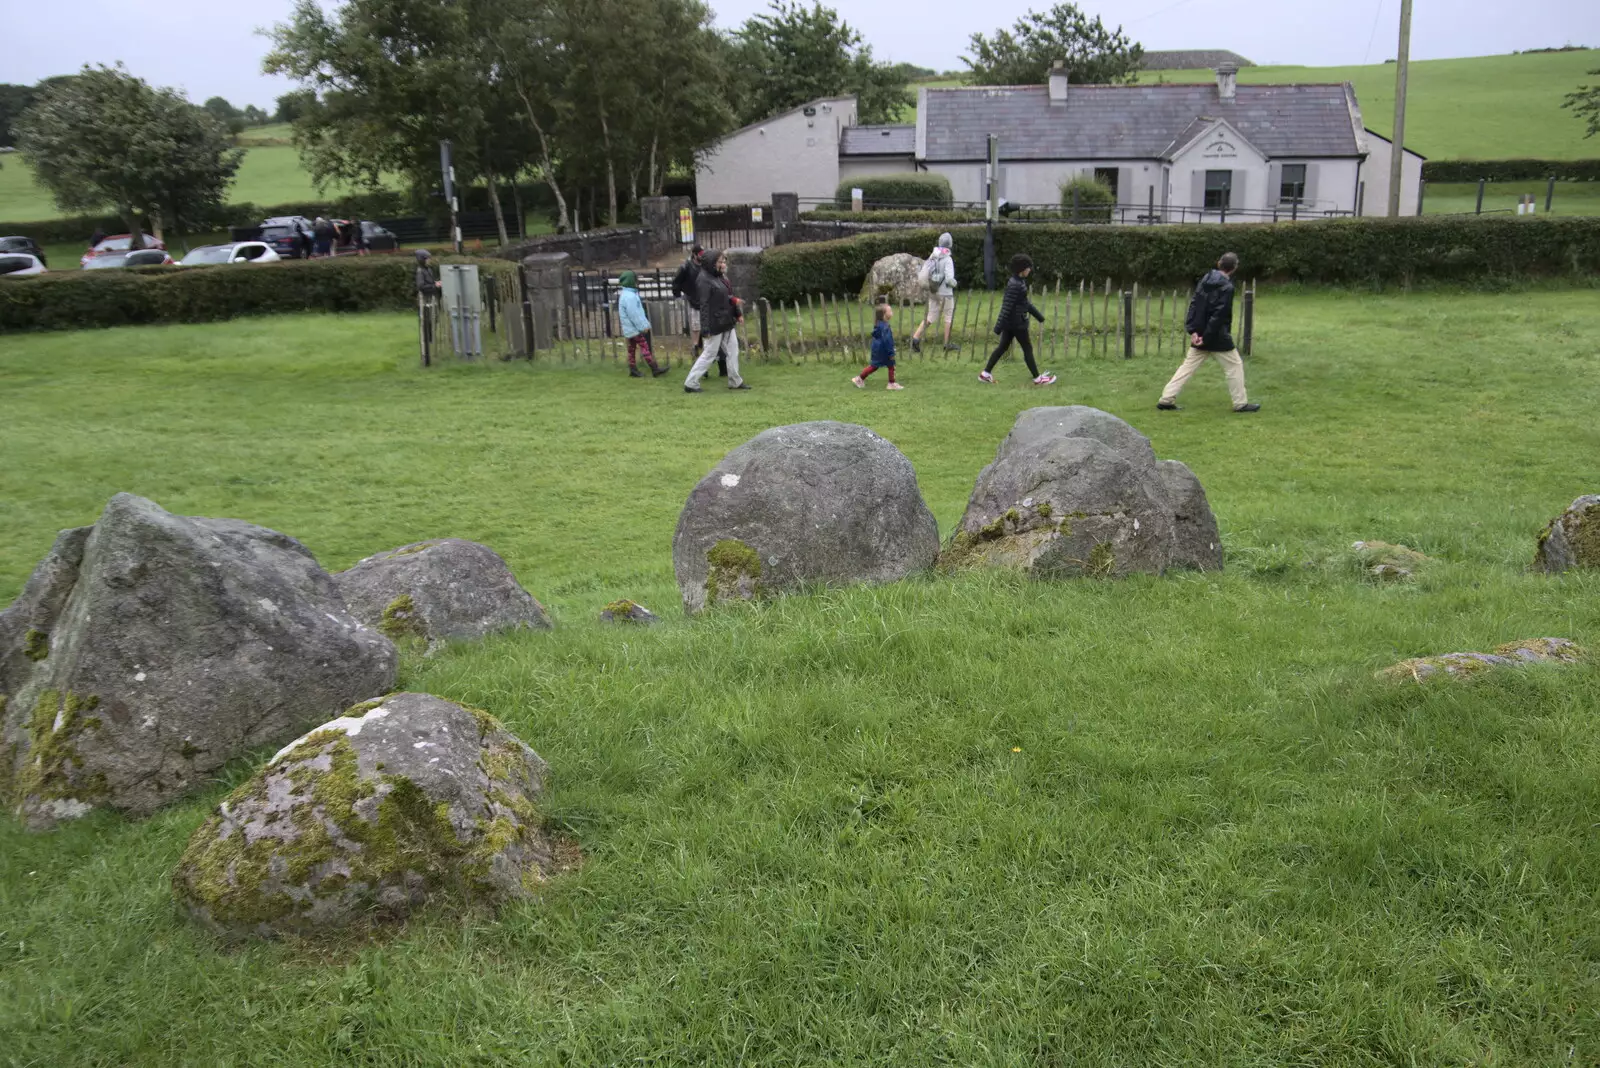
[758,216,1600,302]
[0,256,518,333]
[1422,159,1600,183]
[832,174,954,211]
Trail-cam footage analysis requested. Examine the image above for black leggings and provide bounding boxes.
[986,328,1039,377]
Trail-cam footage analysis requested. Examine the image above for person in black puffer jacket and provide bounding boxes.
[1156,251,1260,413]
[980,253,1054,386]
[672,244,708,363]
[683,249,749,393]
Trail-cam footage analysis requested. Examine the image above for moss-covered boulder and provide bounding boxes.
[1379,638,1584,682]
[599,600,659,625]
[0,494,397,830]
[1534,495,1600,573]
[945,407,1218,578]
[1351,540,1433,582]
[672,422,940,613]
[335,539,551,653]
[173,693,553,941]
[857,253,927,304]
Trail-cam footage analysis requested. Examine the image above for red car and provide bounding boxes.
[81,233,166,268]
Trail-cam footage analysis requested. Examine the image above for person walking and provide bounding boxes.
[1157,251,1260,413]
[979,254,1055,386]
[852,303,904,390]
[910,233,959,353]
[618,270,666,378]
[672,243,707,365]
[684,250,748,393]
[415,249,442,364]
[312,217,336,258]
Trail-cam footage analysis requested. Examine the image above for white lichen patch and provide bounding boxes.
[720,473,741,488]
[271,705,393,765]
[42,798,94,820]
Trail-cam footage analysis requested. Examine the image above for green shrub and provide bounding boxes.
[759,216,1600,303]
[1422,159,1600,183]
[0,255,518,333]
[832,174,954,211]
[1058,176,1116,224]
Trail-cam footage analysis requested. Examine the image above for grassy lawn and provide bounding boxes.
[1141,49,1600,161]
[1425,180,1600,216]
[3,289,1600,1064]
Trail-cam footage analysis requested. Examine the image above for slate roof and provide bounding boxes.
[921,83,1362,162]
[841,125,916,156]
[1141,49,1254,70]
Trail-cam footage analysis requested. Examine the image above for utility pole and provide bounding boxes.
[1387,0,1413,217]
[440,140,462,254]
[984,134,998,290]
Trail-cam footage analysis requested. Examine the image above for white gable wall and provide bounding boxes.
[1358,136,1425,216]
[695,98,856,206]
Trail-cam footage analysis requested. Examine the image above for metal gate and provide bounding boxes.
[691,204,774,250]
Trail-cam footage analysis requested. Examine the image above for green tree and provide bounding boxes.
[963,3,1142,87]
[729,1,912,125]
[274,89,314,124]
[14,65,242,246]
[0,83,40,148]
[203,96,246,136]
[1563,69,1600,138]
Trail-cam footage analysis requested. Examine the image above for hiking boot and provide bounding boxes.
[650,363,669,377]
[886,382,905,391]
[1233,403,1261,412]
[1157,401,1181,411]
[978,371,995,384]
[1033,373,1057,386]
[851,376,865,389]
[910,336,922,353]
[629,367,644,378]
[684,384,702,394]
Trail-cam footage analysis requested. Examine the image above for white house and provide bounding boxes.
[695,65,1424,222]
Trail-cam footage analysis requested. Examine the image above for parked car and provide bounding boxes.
[83,249,176,269]
[0,236,48,267]
[0,253,47,278]
[81,233,165,268]
[179,242,282,266]
[258,216,314,259]
[359,220,399,251]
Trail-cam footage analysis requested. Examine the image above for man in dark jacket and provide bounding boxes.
[682,250,748,393]
[1157,252,1260,412]
[672,244,716,369]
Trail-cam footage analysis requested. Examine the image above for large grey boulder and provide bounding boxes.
[946,407,1221,578]
[172,693,552,941]
[672,422,940,613]
[1534,495,1600,573]
[335,539,550,652]
[857,253,927,304]
[0,494,397,829]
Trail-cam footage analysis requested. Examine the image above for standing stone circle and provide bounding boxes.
[1534,495,1600,573]
[857,253,928,304]
[173,693,552,941]
[0,494,397,829]
[672,422,940,613]
[335,539,551,652]
[945,406,1221,578]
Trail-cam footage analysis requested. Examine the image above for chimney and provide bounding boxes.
[1215,63,1238,101]
[1048,60,1068,105]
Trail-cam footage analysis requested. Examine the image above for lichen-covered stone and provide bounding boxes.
[672,422,940,613]
[172,692,552,941]
[947,407,1219,578]
[857,253,928,304]
[1379,637,1585,682]
[336,539,551,653]
[1534,495,1600,573]
[1351,540,1431,582]
[600,600,659,625]
[0,494,397,829]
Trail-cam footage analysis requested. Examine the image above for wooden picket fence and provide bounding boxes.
[523,279,1257,365]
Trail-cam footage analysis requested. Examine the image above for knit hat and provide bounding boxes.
[937,233,952,249]
[618,270,638,289]
[414,249,431,263]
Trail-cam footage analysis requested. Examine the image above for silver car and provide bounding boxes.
[0,253,47,278]
[179,242,283,266]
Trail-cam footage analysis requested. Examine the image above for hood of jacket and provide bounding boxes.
[1198,269,1232,294]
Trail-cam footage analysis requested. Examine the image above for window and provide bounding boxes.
[1204,170,1232,210]
[0,255,33,275]
[1093,167,1120,200]
[1279,163,1307,204]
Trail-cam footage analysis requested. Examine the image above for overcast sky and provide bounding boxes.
[5,0,1596,109]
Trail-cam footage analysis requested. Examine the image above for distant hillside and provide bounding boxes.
[1140,50,1253,70]
[1140,49,1600,160]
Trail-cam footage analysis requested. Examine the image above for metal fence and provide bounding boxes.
[795,197,1354,226]
[416,273,530,366]
[693,204,775,249]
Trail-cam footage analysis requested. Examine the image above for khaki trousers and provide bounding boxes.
[685,328,743,388]
[1160,346,1248,407]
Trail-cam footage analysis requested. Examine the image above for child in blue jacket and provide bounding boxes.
[852,303,904,390]
[618,271,665,377]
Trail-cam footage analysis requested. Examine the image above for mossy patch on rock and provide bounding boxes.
[1350,540,1432,583]
[1534,495,1600,573]
[10,689,108,822]
[705,539,763,606]
[1380,637,1585,682]
[22,629,49,662]
[378,594,424,643]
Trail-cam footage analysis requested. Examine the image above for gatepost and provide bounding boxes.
[520,252,571,352]
[771,193,799,245]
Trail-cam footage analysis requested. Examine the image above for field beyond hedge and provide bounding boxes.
[2,290,1600,1064]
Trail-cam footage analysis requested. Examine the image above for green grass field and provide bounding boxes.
[1425,179,1600,216]
[2,288,1599,1064]
[1140,49,1600,161]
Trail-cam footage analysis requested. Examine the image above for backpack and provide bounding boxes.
[926,254,948,290]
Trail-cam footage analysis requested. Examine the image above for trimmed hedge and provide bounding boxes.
[0,255,518,333]
[804,209,986,224]
[759,216,1600,303]
[1422,159,1600,183]
[833,174,954,211]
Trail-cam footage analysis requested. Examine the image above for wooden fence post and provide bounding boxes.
[1241,282,1255,357]
[758,298,770,355]
[1122,289,1134,359]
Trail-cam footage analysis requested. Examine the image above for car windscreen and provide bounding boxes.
[260,226,299,240]
[183,246,234,265]
[0,255,36,274]
[84,254,128,269]
[125,251,167,266]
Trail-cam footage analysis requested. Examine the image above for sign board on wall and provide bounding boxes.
[679,207,694,245]
[751,207,764,223]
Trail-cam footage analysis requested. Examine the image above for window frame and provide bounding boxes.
[1279,163,1307,205]
[1203,170,1232,211]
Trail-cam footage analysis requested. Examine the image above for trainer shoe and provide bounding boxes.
[886,382,905,391]
[1233,403,1261,412]
[851,376,865,389]
[1033,373,1057,386]
[729,382,751,391]
[651,364,669,377]
[684,384,702,394]
[978,371,995,384]
[1157,401,1181,410]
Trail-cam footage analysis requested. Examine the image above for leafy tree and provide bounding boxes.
[203,96,246,135]
[729,1,912,125]
[1563,69,1600,138]
[14,65,242,246]
[274,89,314,124]
[963,3,1142,87]
[241,104,270,126]
[0,83,40,148]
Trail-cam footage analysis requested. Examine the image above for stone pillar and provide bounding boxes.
[641,195,693,255]
[771,192,799,245]
[722,247,762,307]
[520,252,571,352]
